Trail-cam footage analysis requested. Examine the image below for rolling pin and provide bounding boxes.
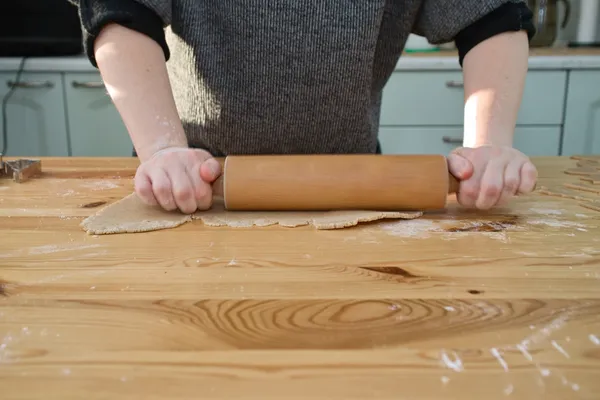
[211,154,459,211]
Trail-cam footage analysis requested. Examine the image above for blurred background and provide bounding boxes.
[0,0,598,159]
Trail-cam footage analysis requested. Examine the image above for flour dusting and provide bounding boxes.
[526,218,586,229]
[28,243,102,255]
[530,207,563,215]
[439,350,464,372]
[0,243,102,258]
[379,219,511,242]
[379,219,441,238]
[80,181,120,190]
[59,189,76,197]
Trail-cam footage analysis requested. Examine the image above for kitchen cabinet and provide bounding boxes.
[0,54,598,158]
[561,70,600,155]
[378,126,562,156]
[64,72,132,156]
[380,70,567,126]
[0,72,69,157]
[377,69,569,156]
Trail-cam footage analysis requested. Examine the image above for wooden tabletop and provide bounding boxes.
[1,156,599,399]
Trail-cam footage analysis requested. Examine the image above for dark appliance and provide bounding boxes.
[0,0,83,57]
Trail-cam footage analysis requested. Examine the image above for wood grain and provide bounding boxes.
[1,156,600,399]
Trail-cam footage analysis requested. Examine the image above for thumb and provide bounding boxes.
[199,157,222,182]
[447,151,474,180]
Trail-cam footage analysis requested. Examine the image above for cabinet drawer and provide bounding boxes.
[65,72,132,157]
[378,126,561,156]
[561,70,600,156]
[380,71,567,126]
[0,72,69,157]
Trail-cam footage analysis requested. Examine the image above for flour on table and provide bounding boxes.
[81,192,423,235]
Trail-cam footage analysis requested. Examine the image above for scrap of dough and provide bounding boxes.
[81,193,423,234]
[81,193,192,234]
[570,155,600,161]
[564,183,600,195]
[577,160,600,167]
[580,174,600,184]
[564,167,599,176]
[580,201,600,212]
[537,186,594,202]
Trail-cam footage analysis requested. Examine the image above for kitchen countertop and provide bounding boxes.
[1,156,599,399]
[0,47,599,73]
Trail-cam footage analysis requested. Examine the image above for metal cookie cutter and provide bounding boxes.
[0,154,42,183]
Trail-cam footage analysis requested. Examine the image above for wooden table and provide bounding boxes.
[1,156,599,399]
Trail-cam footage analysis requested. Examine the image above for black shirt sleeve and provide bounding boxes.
[455,2,536,67]
[76,0,170,67]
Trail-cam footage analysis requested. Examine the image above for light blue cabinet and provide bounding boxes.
[561,70,600,156]
[380,70,568,126]
[0,58,597,158]
[64,72,132,156]
[0,72,69,157]
[378,126,562,156]
[378,68,568,157]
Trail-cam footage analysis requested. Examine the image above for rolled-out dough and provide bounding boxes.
[80,193,192,234]
[80,192,423,235]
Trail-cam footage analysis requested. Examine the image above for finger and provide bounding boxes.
[134,169,158,206]
[148,168,177,211]
[447,153,474,181]
[187,162,213,210]
[497,159,522,206]
[456,159,483,209]
[165,165,197,214]
[518,161,538,194]
[199,157,221,182]
[476,158,506,210]
[456,174,479,208]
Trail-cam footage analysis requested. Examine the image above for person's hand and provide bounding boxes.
[134,147,221,214]
[447,145,537,210]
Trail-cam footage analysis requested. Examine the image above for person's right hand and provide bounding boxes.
[133,147,221,214]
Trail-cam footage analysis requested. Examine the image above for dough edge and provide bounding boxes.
[81,192,424,235]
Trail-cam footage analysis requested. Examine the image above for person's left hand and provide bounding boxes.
[447,145,538,210]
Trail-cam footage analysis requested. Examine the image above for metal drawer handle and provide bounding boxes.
[72,81,105,89]
[442,136,463,144]
[445,80,464,88]
[7,80,54,89]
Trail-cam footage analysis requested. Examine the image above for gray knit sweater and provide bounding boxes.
[76,0,532,156]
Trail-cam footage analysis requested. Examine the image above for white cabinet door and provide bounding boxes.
[0,72,69,157]
[379,126,561,156]
[561,70,600,156]
[64,72,133,156]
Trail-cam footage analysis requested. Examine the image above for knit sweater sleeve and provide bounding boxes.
[69,0,171,67]
[412,0,535,65]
